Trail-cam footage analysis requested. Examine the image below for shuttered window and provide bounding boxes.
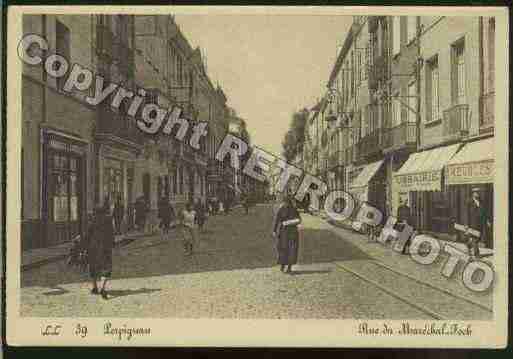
[407,16,416,44]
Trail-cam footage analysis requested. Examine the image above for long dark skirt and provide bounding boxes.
[276,228,299,265]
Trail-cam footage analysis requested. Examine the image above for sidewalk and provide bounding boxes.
[324,214,494,262]
[21,230,148,271]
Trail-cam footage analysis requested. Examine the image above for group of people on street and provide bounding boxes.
[386,187,492,260]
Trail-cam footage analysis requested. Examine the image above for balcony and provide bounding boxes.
[442,104,469,140]
[96,24,114,59]
[358,129,383,159]
[96,107,144,147]
[480,92,494,133]
[383,122,417,152]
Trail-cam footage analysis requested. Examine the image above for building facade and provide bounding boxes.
[304,15,494,247]
[21,14,234,250]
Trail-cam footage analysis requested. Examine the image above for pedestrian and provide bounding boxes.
[303,192,311,214]
[181,202,197,256]
[85,198,115,300]
[194,198,206,232]
[113,194,124,235]
[272,194,302,274]
[465,186,492,259]
[396,198,413,254]
[158,196,172,235]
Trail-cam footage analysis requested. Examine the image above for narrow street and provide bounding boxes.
[21,204,492,320]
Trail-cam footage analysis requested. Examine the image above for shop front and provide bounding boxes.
[41,130,88,247]
[349,159,386,215]
[394,143,461,233]
[445,137,494,248]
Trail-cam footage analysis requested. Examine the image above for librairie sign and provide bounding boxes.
[394,170,442,192]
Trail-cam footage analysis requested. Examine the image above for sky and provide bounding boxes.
[176,14,352,156]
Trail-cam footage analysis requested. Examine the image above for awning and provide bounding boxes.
[394,143,460,191]
[350,160,384,189]
[349,160,384,202]
[445,138,494,185]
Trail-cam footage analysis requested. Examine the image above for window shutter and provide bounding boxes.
[393,16,401,56]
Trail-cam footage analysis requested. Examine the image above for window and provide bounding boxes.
[392,16,401,56]
[177,54,183,86]
[451,39,466,105]
[55,20,70,91]
[407,17,417,44]
[50,153,80,222]
[407,81,417,123]
[392,91,401,127]
[426,56,440,122]
[488,18,495,92]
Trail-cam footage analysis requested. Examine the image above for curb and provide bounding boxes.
[21,234,145,272]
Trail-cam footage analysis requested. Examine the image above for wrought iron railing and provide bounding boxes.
[383,122,417,150]
[442,104,469,138]
[358,128,382,158]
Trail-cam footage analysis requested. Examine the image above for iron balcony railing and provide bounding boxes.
[358,128,383,158]
[442,104,469,139]
[480,92,495,131]
[383,122,417,151]
[96,107,144,145]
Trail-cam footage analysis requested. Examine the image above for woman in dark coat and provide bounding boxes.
[86,202,115,299]
[272,195,302,273]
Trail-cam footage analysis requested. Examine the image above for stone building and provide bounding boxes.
[20,14,234,250]
[304,15,494,247]
[21,14,141,249]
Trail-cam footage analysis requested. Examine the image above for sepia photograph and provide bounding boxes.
[4,6,509,347]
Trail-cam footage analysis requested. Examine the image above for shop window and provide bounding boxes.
[50,153,79,223]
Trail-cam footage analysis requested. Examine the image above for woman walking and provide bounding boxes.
[194,198,207,233]
[85,199,115,299]
[272,195,302,273]
[182,202,197,256]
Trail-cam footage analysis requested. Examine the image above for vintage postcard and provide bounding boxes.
[5,6,509,347]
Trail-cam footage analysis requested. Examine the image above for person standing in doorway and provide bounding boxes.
[272,194,302,274]
[465,187,492,259]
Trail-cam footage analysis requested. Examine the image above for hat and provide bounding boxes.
[471,186,482,192]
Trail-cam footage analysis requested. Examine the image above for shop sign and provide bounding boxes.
[395,170,441,191]
[446,160,494,185]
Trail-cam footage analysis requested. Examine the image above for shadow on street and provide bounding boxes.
[21,207,374,288]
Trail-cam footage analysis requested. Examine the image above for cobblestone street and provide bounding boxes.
[20,205,492,319]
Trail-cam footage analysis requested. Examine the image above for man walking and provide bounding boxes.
[465,187,491,259]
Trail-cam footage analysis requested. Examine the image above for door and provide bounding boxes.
[47,151,83,245]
